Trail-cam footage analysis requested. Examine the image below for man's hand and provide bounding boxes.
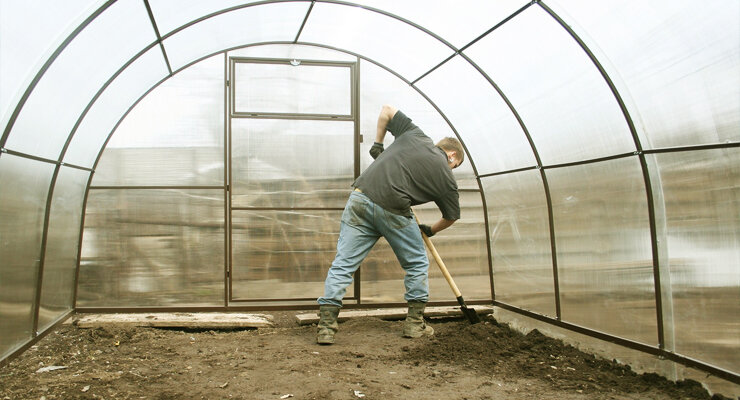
[370,142,384,159]
[419,224,434,237]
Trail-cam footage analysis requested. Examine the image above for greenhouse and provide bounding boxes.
[1,0,738,398]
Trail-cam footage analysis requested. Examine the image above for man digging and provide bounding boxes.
[316,104,464,344]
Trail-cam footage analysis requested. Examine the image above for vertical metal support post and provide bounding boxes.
[227,55,235,305]
[352,57,362,304]
[223,52,231,308]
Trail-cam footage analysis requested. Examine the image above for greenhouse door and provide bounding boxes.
[227,57,360,305]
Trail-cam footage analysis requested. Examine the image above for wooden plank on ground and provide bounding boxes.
[295,305,493,325]
[73,312,273,329]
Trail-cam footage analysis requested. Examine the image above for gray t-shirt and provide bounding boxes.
[353,110,460,220]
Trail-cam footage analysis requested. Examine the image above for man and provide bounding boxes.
[316,104,464,345]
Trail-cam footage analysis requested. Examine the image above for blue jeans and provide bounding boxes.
[318,191,429,307]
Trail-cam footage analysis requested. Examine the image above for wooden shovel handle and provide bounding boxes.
[414,213,463,298]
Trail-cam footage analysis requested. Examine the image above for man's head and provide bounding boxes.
[436,137,465,169]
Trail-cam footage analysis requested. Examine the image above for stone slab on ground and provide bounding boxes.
[295,305,493,325]
[72,312,274,329]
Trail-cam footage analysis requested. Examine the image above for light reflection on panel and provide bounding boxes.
[77,189,224,307]
[4,0,155,160]
[550,0,740,148]
[416,56,536,175]
[656,149,740,372]
[93,55,225,186]
[299,2,453,81]
[464,6,634,166]
[231,210,342,301]
[234,62,351,115]
[163,2,309,71]
[360,59,478,189]
[231,119,354,208]
[0,155,54,359]
[548,157,656,344]
[482,170,555,316]
[361,192,490,304]
[38,166,89,331]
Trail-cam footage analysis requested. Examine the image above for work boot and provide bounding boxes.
[316,305,340,345]
[403,301,434,338]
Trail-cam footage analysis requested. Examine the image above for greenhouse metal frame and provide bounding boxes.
[1,0,737,391]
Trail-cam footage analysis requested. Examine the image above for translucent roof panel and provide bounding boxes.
[64,46,170,168]
[0,0,98,126]
[551,0,740,148]
[350,0,527,48]
[162,2,310,72]
[299,2,453,81]
[416,56,536,174]
[4,0,156,160]
[465,6,636,166]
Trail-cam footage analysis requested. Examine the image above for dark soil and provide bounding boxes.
[0,312,730,400]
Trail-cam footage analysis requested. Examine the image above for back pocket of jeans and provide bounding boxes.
[384,209,411,230]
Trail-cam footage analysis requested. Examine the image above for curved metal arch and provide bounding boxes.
[537,1,666,351]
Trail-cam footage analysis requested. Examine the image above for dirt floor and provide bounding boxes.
[0,311,733,400]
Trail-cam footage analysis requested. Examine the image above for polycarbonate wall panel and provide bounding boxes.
[234,62,351,115]
[361,192,490,303]
[656,148,740,372]
[231,210,342,301]
[38,166,89,331]
[358,60,477,189]
[64,46,170,168]
[300,2,453,81]
[162,2,310,71]
[0,155,54,359]
[416,56,536,175]
[464,6,635,166]
[0,0,98,125]
[482,170,555,316]
[77,189,224,307]
[149,0,265,36]
[231,119,354,208]
[4,0,155,160]
[549,157,656,344]
[352,0,527,48]
[551,0,740,148]
[93,55,225,186]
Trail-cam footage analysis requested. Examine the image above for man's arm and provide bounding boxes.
[419,218,456,238]
[430,218,455,235]
[375,104,398,144]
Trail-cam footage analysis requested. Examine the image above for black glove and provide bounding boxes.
[419,224,434,237]
[369,142,384,159]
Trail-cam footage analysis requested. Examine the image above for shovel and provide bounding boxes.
[414,214,481,324]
